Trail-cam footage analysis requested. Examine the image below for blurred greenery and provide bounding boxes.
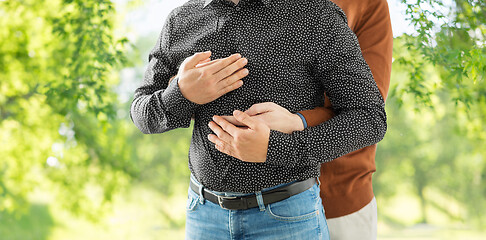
[0,204,54,240]
[377,0,486,228]
[0,0,485,239]
[0,0,135,222]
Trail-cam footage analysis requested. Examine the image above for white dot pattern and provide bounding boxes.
[130,0,387,193]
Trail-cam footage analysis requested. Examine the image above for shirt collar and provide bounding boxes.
[203,0,272,8]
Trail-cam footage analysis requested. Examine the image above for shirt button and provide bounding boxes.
[235,6,241,11]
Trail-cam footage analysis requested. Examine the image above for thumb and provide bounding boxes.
[245,102,274,116]
[233,110,257,129]
[183,51,212,70]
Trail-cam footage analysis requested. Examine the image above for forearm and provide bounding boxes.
[265,4,387,168]
[267,104,386,168]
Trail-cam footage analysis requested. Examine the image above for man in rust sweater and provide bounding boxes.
[302,0,393,238]
[167,0,392,238]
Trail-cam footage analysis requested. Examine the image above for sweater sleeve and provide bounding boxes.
[129,9,199,134]
[265,4,387,168]
[354,0,393,101]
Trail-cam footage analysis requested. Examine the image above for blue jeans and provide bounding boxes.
[185,176,330,240]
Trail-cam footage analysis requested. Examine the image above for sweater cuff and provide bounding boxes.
[161,76,200,119]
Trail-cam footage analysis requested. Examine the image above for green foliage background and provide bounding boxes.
[0,0,485,239]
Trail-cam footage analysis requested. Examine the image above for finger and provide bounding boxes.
[217,79,244,97]
[208,121,233,144]
[245,102,275,116]
[233,110,257,129]
[194,57,211,67]
[216,67,248,92]
[183,51,212,70]
[213,57,248,81]
[196,58,220,68]
[220,115,245,127]
[208,134,235,156]
[206,53,242,74]
[212,115,241,137]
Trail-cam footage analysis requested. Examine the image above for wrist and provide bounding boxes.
[293,113,306,131]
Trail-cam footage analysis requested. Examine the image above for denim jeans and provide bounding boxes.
[185,175,330,240]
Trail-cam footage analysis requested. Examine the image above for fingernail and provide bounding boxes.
[233,110,241,116]
[242,58,248,64]
[212,116,217,121]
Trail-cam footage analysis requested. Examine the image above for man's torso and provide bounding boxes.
[167,0,346,193]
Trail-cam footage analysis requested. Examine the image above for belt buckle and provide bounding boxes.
[217,195,238,210]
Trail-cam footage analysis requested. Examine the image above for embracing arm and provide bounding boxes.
[264,5,387,168]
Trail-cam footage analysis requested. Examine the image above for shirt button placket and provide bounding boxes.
[226,3,241,55]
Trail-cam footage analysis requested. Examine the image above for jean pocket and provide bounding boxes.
[186,189,199,212]
[266,184,319,222]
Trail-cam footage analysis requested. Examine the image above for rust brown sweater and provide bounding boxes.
[299,0,393,218]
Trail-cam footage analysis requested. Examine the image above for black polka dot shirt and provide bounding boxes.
[130,0,387,193]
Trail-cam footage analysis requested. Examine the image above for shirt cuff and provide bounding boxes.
[265,129,301,168]
[295,112,308,128]
[161,76,200,119]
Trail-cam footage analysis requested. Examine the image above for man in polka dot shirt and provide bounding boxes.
[130,0,388,239]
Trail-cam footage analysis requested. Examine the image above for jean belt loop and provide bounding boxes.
[198,184,205,204]
[255,191,265,212]
[316,177,321,187]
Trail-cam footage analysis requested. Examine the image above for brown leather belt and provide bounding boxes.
[189,178,316,210]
